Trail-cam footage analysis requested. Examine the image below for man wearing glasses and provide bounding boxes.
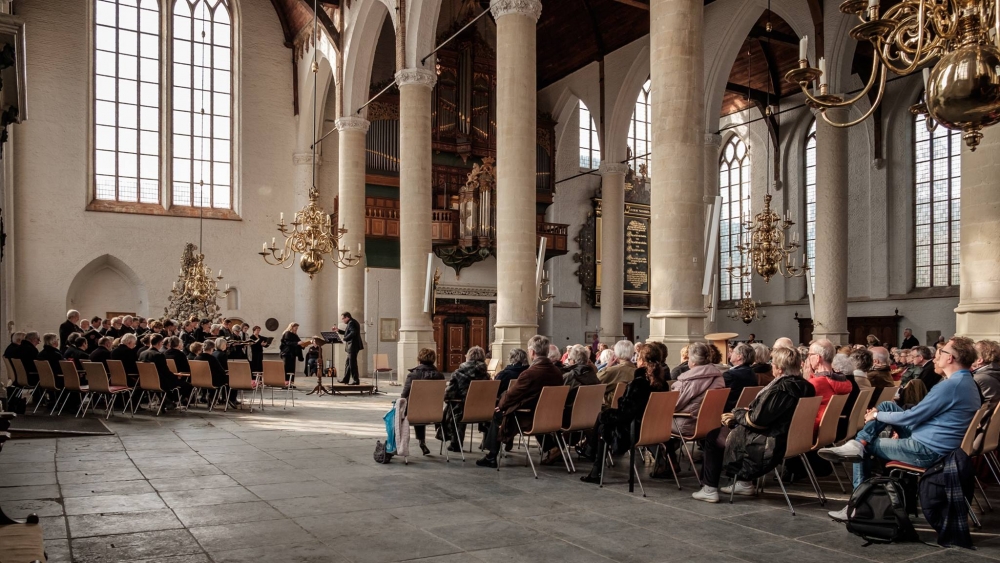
[819,336,982,521]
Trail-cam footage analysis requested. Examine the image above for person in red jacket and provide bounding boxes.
[804,339,853,434]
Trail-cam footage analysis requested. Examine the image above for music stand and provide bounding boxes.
[306,336,331,396]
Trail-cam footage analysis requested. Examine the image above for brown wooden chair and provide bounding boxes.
[507,385,572,477]
[32,361,62,415]
[609,381,627,409]
[842,388,875,442]
[371,353,392,393]
[446,379,501,460]
[187,360,221,411]
[127,362,173,416]
[869,386,898,409]
[761,395,823,515]
[10,359,34,403]
[82,361,131,419]
[403,379,448,464]
[106,359,132,389]
[486,358,500,377]
[261,360,293,409]
[226,360,260,412]
[623,391,681,495]
[805,393,850,499]
[56,361,88,417]
[978,403,1000,483]
[0,356,14,388]
[671,387,730,485]
[734,386,764,410]
[559,384,606,473]
[887,405,990,527]
[166,358,178,374]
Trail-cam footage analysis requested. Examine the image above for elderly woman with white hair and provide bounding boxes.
[596,348,617,372]
[442,346,490,453]
[750,343,773,386]
[598,340,637,407]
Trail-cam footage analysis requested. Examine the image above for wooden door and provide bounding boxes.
[623,323,635,343]
[446,324,466,372]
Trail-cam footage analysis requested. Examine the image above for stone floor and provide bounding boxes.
[3,379,1000,563]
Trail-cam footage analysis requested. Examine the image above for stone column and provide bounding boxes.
[647,0,706,360]
[703,133,722,336]
[812,109,849,344]
[292,152,320,336]
[600,162,629,345]
[956,134,1000,340]
[490,0,542,365]
[336,116,369,376]
[395,68,437,376]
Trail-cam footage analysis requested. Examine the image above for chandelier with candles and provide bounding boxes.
[165,242,231,320]
[259,0,361,277]
[786,0,1000,150]
[726,193,810,284]
[728,292,765,325]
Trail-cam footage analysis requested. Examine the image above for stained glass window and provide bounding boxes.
[719,136,752,302]
[804,120,816,290]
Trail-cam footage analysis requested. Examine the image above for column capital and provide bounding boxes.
[704,133,722,147]
[599,162,630,176]
[335,116,370,133]
[395,68,437,89]
[293,152,321,166]
[490,0,542,22]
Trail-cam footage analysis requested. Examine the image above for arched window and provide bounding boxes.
[627,79,650,176]
[804,120,816,289]
[719,135,752,302]
[172,0,233,209]
[92,0,236,212]
[578,101,600,169]
[914,110,961,287]
[94,0,161,204]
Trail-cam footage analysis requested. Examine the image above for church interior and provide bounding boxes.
[2,0,1000,561]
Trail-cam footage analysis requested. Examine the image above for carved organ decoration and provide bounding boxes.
[458,157,495,248]
[575,163,651,309]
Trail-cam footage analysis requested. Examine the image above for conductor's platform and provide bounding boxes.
[330,383,375,395]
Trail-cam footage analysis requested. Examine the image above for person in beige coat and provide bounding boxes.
[597,340,637,406]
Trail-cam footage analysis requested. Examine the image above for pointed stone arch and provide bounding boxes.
[66,255,149,319]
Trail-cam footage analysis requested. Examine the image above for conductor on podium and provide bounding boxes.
[336,312,364,385]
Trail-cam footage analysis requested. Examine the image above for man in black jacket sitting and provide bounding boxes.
[59,310,82,352]
[89,337,113,367]
[164,336,191,374]
[723,343,757,412]
[139,334,191,411]
[195,340,236,408]
[111,334,140,379]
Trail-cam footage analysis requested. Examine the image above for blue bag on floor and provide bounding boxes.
[383,403,397,453]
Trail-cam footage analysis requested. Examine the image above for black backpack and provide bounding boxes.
[846,476,919,545]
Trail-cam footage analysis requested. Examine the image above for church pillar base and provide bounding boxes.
[647,312,705,365]
[491,323,538,368]
[956,305,1000,342]
[810,330,849,346]
[397,328,435,380]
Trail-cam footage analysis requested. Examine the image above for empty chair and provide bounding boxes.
[10,359,34,402]
[82,361,131,419]
[1,357,14,388]
[32,361,62,415]
[506,386,572,477]
[261,360,294,409]
[610,382,627,409]
[371,353,392,392]
[127,363,175,416]
[766,395,823,515]
[627,391,682,495]
[227,360,260,412]
[188,360,222,411]
[559,384,605,473]
[734,386,764,410]
[806,393,850,498]
[106,360,132,389]
[403,379,448,464]
[446,379,501,460]
[56,361,88,416]
[671,388,730,484]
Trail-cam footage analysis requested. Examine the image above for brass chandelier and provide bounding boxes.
[726,193,810,283]
[786,0,1000,150]
[728,292,765,325]
[165,242,231,320]
[260,0,361,277]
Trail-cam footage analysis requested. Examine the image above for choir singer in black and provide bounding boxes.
[336,312,364,385]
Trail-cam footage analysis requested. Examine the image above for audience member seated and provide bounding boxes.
[669,345,690,380]
[4,331,24,361]
[580,343,669,483]
[196,340,236,408]
[476,335,563,468]
[212,338,230,373]
[549,344,565,370]
[62,335,90,369]
[820,336,983,521]
[187,341,202,361]
[400,348,444,456]
[111,334,140,377]
[655,342,724,478]
[442,346,489,453]
[89,337,113,368]
[495,348,528,396]
[598,340,637,407]
[37,334,63,375]
[692,346,815,503]
[773,337,794,351]
[972,339,1000,451]
[804,339,853,434]
[59,310,81,352]
[563,344,600,396]
[164,337,191,374]
[723,343,757,412]
[596,348,616,372]
[750,343,773,386]
[902,346,940,391]
[848,348,874,390]
[867,347,896,389]
[18,332,40,381]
